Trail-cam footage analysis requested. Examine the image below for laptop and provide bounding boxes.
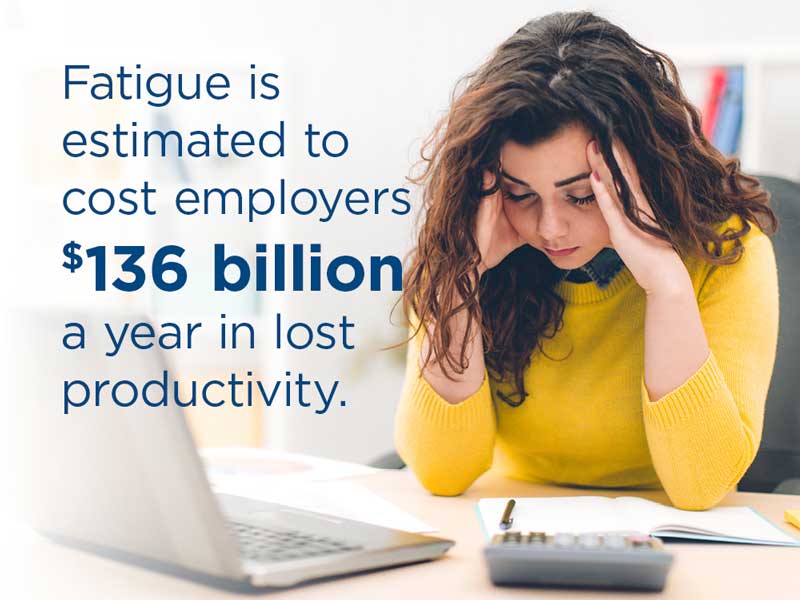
[12,310,453,590]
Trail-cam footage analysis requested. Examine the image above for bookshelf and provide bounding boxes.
[667,43,800,180]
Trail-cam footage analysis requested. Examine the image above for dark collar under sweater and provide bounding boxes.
[555,247,626,290]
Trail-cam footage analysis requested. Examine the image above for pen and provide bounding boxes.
[499,499,516,530]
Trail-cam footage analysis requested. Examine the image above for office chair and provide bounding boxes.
[738,174,800,494]
[372,175,800,495]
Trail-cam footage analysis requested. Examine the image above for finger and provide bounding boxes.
[586,140,616,194]
[587,140,627,224]
[499,201,525,248]
[590,139,655,228]
[610,141,659,227]
[477,170,501,215]
[610,141,640,189]
[587,139,622,196]
[589,167,628,232]
[482,169,498,193]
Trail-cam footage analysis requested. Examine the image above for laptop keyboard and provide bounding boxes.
[231,521,364,563]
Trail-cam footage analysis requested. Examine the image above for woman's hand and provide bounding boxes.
[475,170,525,275]
[586,139,688,296]
[587,139,710,410]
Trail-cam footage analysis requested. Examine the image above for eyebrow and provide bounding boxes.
[500,169,591,189]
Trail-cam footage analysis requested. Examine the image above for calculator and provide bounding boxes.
[483,531,674,591]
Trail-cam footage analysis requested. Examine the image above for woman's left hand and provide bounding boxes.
[586,138,688,296]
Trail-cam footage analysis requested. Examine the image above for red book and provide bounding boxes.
[701,67,728,139]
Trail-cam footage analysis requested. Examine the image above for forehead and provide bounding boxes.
[499,123,593,187]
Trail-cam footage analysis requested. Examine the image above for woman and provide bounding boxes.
[394,11,779,510]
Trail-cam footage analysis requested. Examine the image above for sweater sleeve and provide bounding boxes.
[640,230,779,510]
[393,318,497,496]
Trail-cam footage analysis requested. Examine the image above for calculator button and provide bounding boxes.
[553,533,576,547]
[602,534,627,549]
[628,534,653,549]
[649,537,664,550]
[578,533,601,549]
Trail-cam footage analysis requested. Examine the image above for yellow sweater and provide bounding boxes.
[394,214,779,510]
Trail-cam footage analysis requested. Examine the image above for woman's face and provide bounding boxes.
[499,122,612,268]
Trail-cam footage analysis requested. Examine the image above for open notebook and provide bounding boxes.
[476,497,800,546]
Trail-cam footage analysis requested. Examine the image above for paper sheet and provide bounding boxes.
[200,447,380,483]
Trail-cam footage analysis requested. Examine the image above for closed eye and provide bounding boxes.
[568,193,596,206]
[502,188,536,202]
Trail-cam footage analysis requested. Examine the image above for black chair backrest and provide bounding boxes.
[739,175,800,492]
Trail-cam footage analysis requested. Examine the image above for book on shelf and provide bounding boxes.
[701,66,728,138]
[705,65,744,156]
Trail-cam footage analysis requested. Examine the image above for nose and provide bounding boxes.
[536,201,569,244]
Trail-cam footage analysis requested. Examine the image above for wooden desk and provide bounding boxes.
[13,469,800,599]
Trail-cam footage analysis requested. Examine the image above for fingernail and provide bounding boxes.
[592,170,601,181]
[591,140,599,154]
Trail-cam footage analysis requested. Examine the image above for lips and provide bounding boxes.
[544,246,578,256]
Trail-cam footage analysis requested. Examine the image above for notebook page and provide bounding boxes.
[478,497,638,538]
[614,497,799,545]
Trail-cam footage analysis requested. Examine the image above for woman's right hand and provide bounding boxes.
[475,170,525,275]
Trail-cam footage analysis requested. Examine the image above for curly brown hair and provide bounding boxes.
[400,11,778,407]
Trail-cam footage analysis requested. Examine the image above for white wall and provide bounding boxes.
[3,0,798,463]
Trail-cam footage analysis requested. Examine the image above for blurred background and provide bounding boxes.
[2,0,799,468]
